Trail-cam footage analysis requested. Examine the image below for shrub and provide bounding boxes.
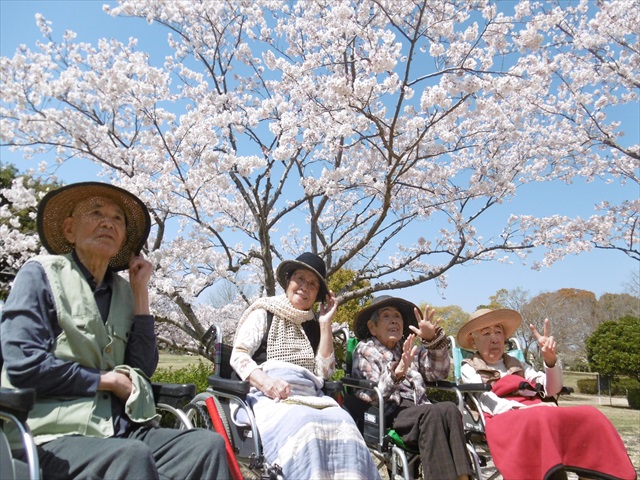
[576,377,640,396]
[577,379,598,394]
[151,360,214,394]
[628,388,640,410]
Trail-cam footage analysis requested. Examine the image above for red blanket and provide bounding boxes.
[484,402,636,480]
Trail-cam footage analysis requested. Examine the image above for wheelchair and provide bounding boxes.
[339,333,481,480]
[449,335,574,480]
[183,322,347,479]
[0,382,197,480]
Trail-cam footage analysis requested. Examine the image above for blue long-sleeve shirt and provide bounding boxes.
[1,252,158,436]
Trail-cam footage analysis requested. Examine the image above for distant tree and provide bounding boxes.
[522,289,597,368]
[328,269,372,333]
[623,270,640,299]
[595,293,640,323]
[427,304,469,342]
[0,164,58,300]
[586,316,640,381]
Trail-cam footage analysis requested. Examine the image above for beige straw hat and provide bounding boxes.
[456,308,522,349]
[37,182,151,271]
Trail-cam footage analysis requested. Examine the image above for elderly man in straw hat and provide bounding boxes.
[1,182,229,479]
[351,295,472,480]
[457,308,636,480]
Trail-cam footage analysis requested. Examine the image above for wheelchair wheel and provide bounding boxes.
[183,402,212,430]
[184,393,233,444]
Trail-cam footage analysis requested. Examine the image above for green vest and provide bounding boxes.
[2,253,158,445]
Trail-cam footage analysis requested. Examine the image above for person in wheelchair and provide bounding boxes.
[457,308,636,480]
[351,296,473,480]
[230,252,379,479]
[0,182,229,479]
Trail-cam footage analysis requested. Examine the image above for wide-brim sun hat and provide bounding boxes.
[37,182,151,272]
[276,252,329,303]
[354,295,419,340]
[456,308,522,350]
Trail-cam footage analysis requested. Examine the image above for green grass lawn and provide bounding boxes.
[158,352,213,370]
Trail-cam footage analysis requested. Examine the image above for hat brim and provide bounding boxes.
[276,260,329,303]
[456,309,522,350]
[37,182,151,272]
[354,297,419,340]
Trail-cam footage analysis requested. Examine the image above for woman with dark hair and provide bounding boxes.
[230,252,379,479]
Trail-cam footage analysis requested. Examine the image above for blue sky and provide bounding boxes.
[1,1,638,313]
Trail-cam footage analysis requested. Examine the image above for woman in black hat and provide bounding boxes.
[230,252,379,479]
[0,182,229,479]
[352,295,472,480]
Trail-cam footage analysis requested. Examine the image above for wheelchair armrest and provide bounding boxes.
[0,387,36,422]
[456,383,492,392]
[207,375,250,397]
[560,386,573,395]
[341,376,377,390]
[151,382,196,408]
[322,380,343,397]
[424,379,459,390]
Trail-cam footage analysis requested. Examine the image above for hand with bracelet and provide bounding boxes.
[409,305,441,343]
[395,305,443,380]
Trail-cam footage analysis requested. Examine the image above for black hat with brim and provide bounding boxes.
[354,295,419,340]
[276,252,329,303]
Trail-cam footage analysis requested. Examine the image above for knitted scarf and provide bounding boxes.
[237,294,317,372]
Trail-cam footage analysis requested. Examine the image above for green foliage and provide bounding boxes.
[329,269,372,332]
[427,305,468,337]
[151,359,214,394]
[577,377,640,396]
[627,388,640,410]
[586,316,640,379]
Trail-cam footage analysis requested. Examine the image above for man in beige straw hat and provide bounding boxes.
[1,182,229,479]
[457,308,636,480]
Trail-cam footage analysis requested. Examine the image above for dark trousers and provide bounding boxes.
[36,426,229,480]
[393,400,472,480]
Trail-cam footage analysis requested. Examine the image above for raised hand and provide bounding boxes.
[409,305,441,342]
[395,333,419,380]
[529,318,558,368]
[317,290,337,326]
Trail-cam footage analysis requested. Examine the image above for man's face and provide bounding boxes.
[368,306,404,349]
[471,324,505,364]
[62,196,127,263]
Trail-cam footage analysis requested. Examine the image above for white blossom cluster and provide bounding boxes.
[1,0,637,354]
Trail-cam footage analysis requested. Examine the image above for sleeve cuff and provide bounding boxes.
[420,327,447,349]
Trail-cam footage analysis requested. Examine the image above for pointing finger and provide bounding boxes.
[529,323,542,341]
[543,318,550,338]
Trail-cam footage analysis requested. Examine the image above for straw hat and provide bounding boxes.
[456,308,522,349]
[37,182,151,272]
[353,295,419,340]
[276,252,329,302]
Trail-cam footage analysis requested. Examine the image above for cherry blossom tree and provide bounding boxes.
[1,0,637,356]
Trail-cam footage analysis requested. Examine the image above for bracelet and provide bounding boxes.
[421,327,447,350]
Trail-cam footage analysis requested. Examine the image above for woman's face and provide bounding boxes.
[286,268,320,310]
[367,306,404,350]
[470,324,505,364]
